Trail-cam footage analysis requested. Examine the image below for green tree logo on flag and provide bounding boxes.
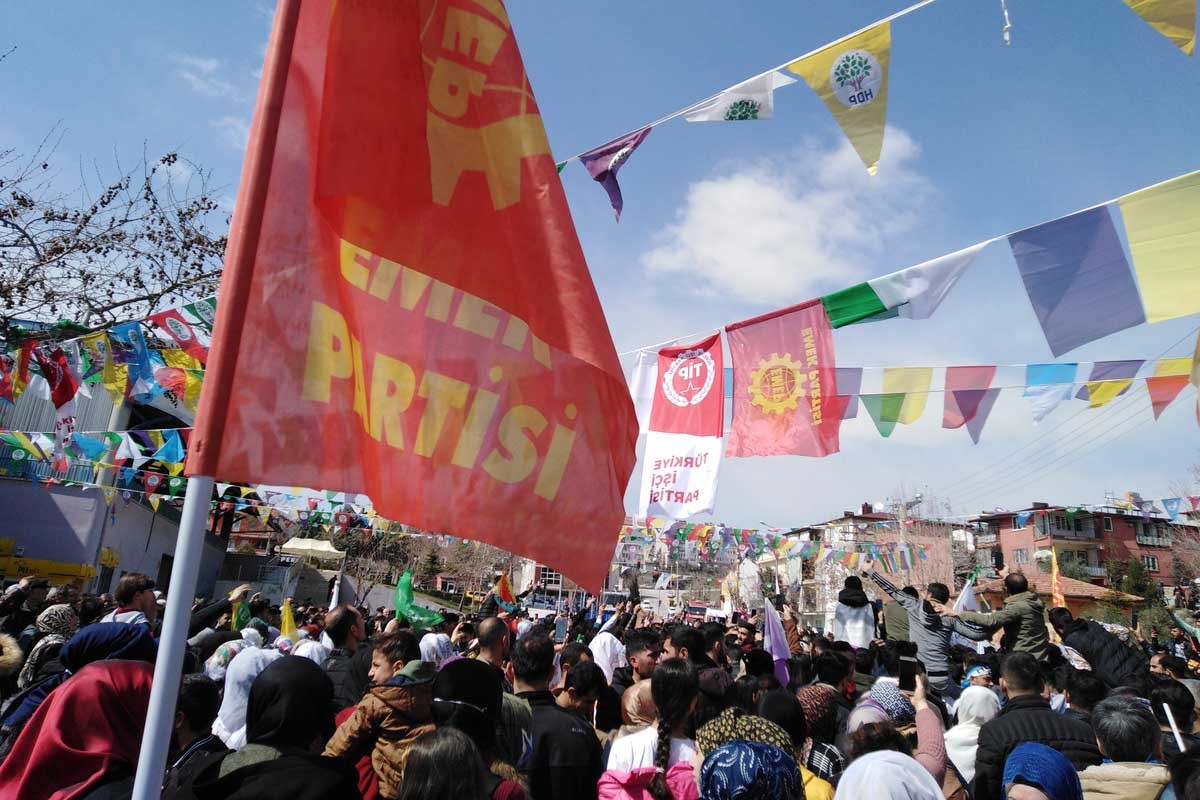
[724,99,761,121]
[830,49,881,107]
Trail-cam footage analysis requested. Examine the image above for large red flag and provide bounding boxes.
[188,0,636,591]
[726,299,840,457]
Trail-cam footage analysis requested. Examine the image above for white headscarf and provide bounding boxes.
[419,633,453,668]
[834,751,944,800]
[945,686,1001,783]
[516,619,534,640]
[212,648,283,750]
[588,631,626,684]
[291,639,330,667]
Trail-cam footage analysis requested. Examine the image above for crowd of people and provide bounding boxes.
[2,562,1200,799]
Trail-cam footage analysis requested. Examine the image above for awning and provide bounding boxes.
[280,537,346,561]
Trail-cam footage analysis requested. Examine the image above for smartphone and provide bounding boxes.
[898,656,918,693]
[554,617,569,642]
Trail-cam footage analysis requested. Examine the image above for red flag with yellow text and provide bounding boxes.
[726,299,841,457]
[188,0,636,592]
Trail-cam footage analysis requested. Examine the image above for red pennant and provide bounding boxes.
[1147,375,1189,419]
[149,308,209,364]
[31,346,79,409]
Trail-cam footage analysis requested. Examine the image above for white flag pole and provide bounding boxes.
[130,474,214,800]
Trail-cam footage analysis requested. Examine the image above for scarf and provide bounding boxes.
[834,751,943,800]
[246,657,336,749]
[419,633,454,667]
[588,632,626,684]
[699,741,802,800]
[204,639,250,682]
[945,685,1000,783]
[16,605,78,690]
[213,648,282,750]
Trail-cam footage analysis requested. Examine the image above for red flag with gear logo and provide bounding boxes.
[187,0,636,592]
[726,299,841,457]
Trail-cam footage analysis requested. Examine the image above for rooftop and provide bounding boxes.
[976,574,1142,603]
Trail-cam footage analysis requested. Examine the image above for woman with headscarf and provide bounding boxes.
[0,659,155,799]
[212,648,284,750]
[204,638,251,683]
[292,638,330,667]
[834,750,944,800]
[16,603,78,690]
[944,684,1001,784]
[757,689,836,800]
[189,656,360,799]
[843,674,946,786]
[420,633,454,669]
[589,631,627,685]
[699,740,803,800]
[1001,742,1083,800]
[432,658,526,799]
[796,684,845,782]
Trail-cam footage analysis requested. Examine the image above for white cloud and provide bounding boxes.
[174,53,245,101]
[211,116,250,150]
[642,129,934,305]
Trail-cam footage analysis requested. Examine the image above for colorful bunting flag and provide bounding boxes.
[1147,357,1191,418]
[943,365,1000,443]
[1009,207,1146,357]
[0,353,14,405]
[836,367,863,420]
[579,128,651,221]
[108,322,156,396]
[31,346,80,409]
[1016,511,1033,528]
[861,393,904,437]
[1164,497,1183,520]
[788,22,891,174]
[279,599,297,641]
[821,242,991,328]
[1077,360,1145,407]
[1118,170,1200,323]
[151,430,185,464]
[1122,0,1196,55]
[881,367,932,424]
[1023,363,1077,423]
[684,71,796,122]
[1189,496,1200,511]
[80,333,128,404]
[725,299,841,457]
[149,308,209,364]
[148,494,162,512]
[184,296,218,332]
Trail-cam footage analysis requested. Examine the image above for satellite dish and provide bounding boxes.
[872,502,886,513]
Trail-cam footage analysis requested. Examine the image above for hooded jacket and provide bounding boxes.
[598,762,699,800]
[958,591,1050,661]
[323,660,436,799]
[1078,761,1171,800]
[833,583,876,649]
[1060,618,1148,692]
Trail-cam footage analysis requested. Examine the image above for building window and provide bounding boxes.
[1073,518,1083,532]
[1103,517,1113,531]
[1011,516,1024,530]
[1142,555,1160,572]
[1012,548,1029,565]
[541,568,563,588]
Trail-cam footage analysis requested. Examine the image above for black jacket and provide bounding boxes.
[190,751,361,800]
[324,647,372,710]
[518,690,602,800]
[1061,618,1148,692]
[972,694,1101,800]
[610,665,635,699]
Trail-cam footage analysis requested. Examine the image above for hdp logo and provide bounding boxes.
[724,99,761,121]
[831,49,881,107]
[166,317,193,342]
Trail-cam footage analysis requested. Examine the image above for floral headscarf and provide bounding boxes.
[16,604,79,689]
[699,741,803,800]
[204,639,250,682]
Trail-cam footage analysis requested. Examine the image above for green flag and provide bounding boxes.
[231,600,251,632]
[394,570,444,629]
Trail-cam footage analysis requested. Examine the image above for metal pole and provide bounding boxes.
[130,474,214,800]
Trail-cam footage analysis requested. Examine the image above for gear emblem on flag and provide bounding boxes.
[749,353,805,415]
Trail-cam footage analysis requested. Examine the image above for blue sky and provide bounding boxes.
[5,2,1199,528]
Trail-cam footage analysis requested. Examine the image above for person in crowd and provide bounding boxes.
[325,604,372,709]
[699,740,803,800]
[477,617,513,693]
[1001,742,1084,800]
[292,638,331,667]
[324,631,434,799]
[844,674,948,786]
[205,638,251,683]
[796,683,847,782]
[100,572,158,626]
[163,673,228,799]
[835,749,945,800]
[1078,695,1171,799]
[937,572,1050,661]
[589,631,627,685]
[15,603,77,690]
[945,684,1002,785]
[213,647,284,750]
[418,632,453,668]
[971,652,1101,800]
[832,575,876,649]
[662,624,731,728]
[0,577,49,637]
[1167,625,1195,660]
[0,660,154,798]
[188,657,360,799]
[1062,669,1105,727]
[601,657,700,800]
[431,658,527,799]
[1150,677,1200,761]
[557,660,606,723]
[611,630,659,699]
[883,586,918,643]
[756,688,837,800]
[395,727,489,800]
[616,681,656,735]
[1151,653,1189,681]
[1169,748,1200,798]
[1048,608,1149,693]
[513,633,602,799]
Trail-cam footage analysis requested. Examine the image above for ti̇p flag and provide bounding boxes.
[726,299,840,457]
[187,0,638,592]
[633,333,725,519]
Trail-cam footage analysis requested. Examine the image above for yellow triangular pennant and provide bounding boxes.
[1123,0,1196,55]
[148,494,161,512]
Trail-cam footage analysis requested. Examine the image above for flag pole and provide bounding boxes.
[129,475,214,799]
[130,0,301,796]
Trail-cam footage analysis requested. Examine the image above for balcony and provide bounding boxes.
[1085,566,1107,578]
[1135,536,1173,548]
[975,533,998,546]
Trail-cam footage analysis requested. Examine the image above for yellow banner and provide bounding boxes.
[881,367,933,423]
[1088,379,1134,408]
[788,22,891,174]
[1124,0,1196,55]
[1155,357,1193,377]
[1119,171,1200,322]
[80,332,128,405]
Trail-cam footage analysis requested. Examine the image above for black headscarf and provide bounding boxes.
[246,657,336,750]
[432,658,502,749]
[756,688,807,748]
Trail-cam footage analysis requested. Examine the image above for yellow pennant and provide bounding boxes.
[1088,378,1135,408]
[1118,171,1200,323]
[1123,0,1196,55]
[80,332,128,405]
[788,22,891,174]
[1156,357,1193,377]
[148,494,161,512]
[881,367,933,424]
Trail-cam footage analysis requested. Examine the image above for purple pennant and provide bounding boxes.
[836,367,863,420]
[1075,360,1144,400]
[578,128,651,221]
[1008,207,1146,357]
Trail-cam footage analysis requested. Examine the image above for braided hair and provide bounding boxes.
[648,657,699,800]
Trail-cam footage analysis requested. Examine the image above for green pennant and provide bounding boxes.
[556,161,567,174]
[861,393,905,437]
[231,600,251,632]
